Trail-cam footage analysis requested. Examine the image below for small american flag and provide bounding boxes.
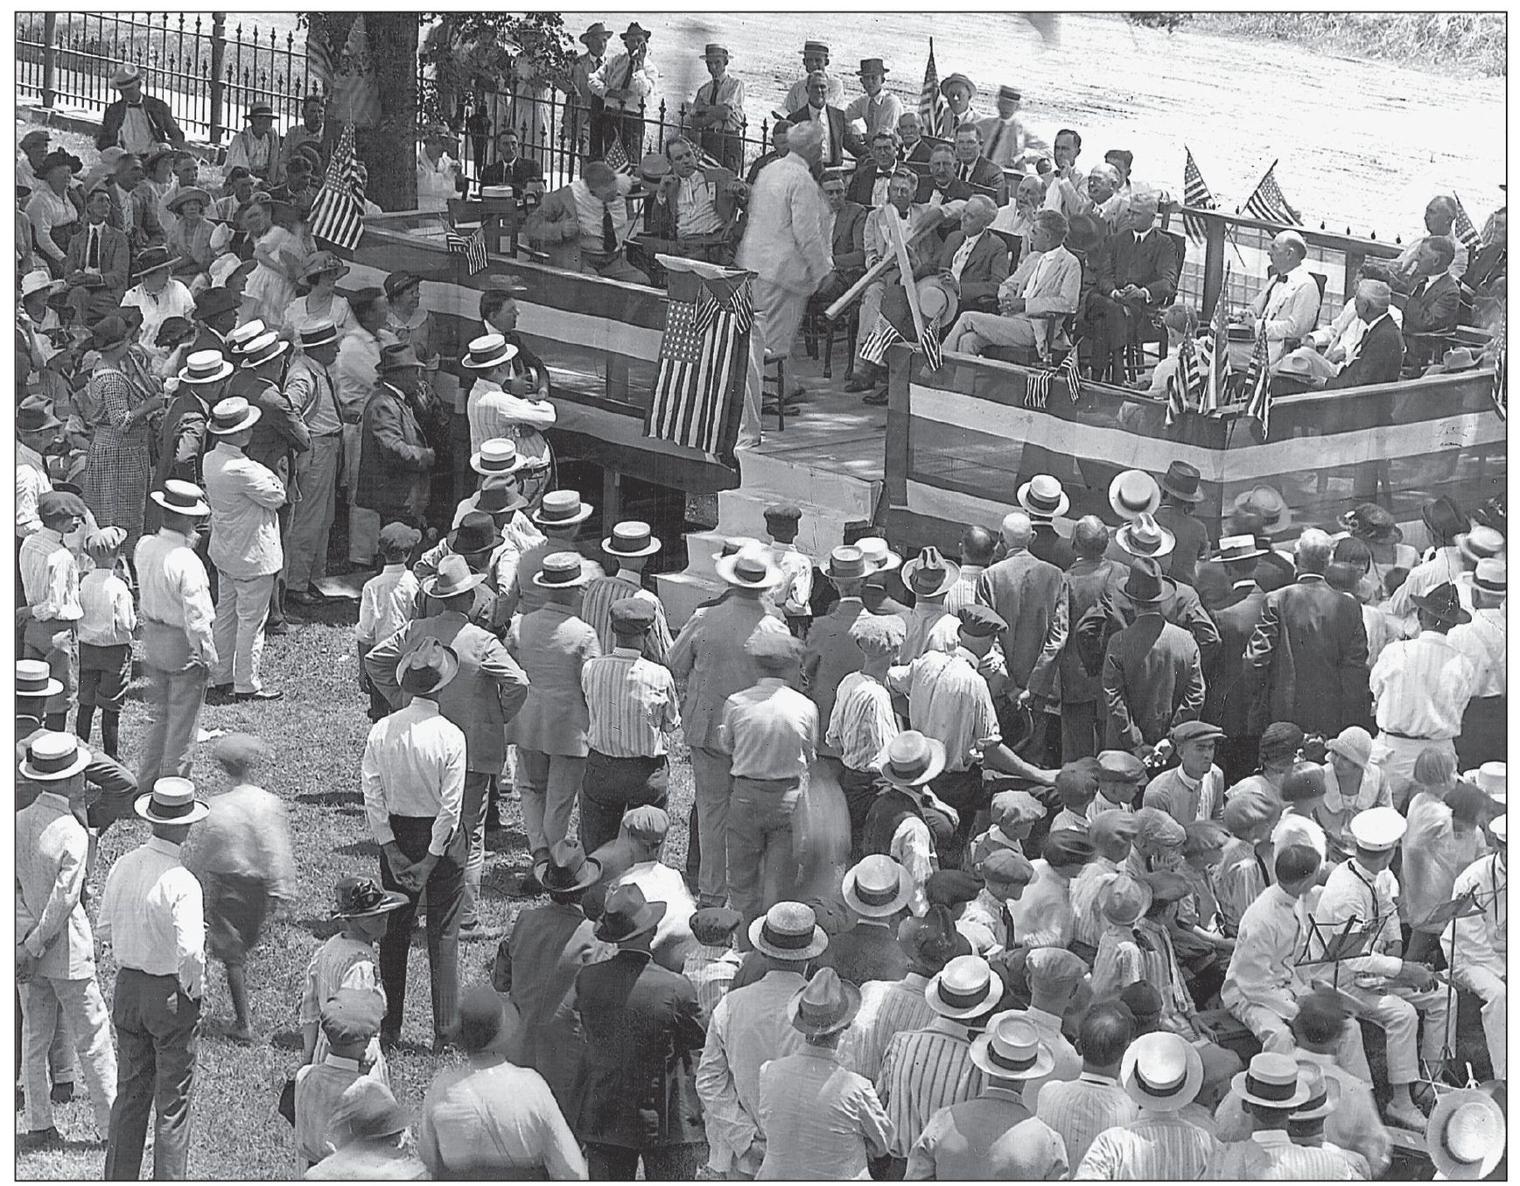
[646,261,753,454]
[1166,332,1204,427]
[917,39,951,141]
[1181,147,1218,243]
[919,322,943,372]
[1242,325,1273,438]
[1452,193,1482,253]
[1058,342,1083,402]
[858,314,907,367]
[1202,275,1232,414]
[603,138,633,174]
[1492,342,1507,421]
[447,222,488,275]
[1245,160,1302,226]
[307,122,364,252]
[1024,347,1083,410]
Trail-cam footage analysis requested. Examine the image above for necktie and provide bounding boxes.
[960,163,971,182]
[87,225,99,268]
[617,53,634,93]
[602,202,617,254]
[988,122,1006,160]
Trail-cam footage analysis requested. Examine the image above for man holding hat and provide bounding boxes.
[96,63,185,154]
[97,777,211,1180]
[573,883,708,1178]
[689,43,748,172]
[361,638,468,1052]
[756,968,894,1179]
[281,319,345,602]
[357,343,435,535]
[294,988,385,1173]
[1314,806,1451,1128]
[1076,1030,1214,1178]
[587,23,659,162]
[1445,815,1506,1082]
[1101,557,1205,752]
[202,395,285,700]
[580,520,672,661]
[16,732,119,1150]
[1449,557,1506,768]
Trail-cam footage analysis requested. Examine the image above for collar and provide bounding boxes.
[322,1054,364,1073]
[156,526,197,546]
[959,230,984,248]
[1364,311,1392,332]
[381,562,407,574]
[799,1044,841,1064]
[1173,767,1202,791]
[756,676,790,688]
[405,697,441,717]
[612,645,642,658]
[36,527,64,545]
[32,790,74,813]
[1080,1069,1121,1086]
[146,836,183,856]
[380,381,410,401]
[1296,573,1325,583]
[1416,629,1459,649]
[1233,579,1258,592]
[1134,227,1152,241]
[1252,1130,1294,1149]
[981,1084,1028,1104]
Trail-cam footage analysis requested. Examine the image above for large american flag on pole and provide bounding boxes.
[1244,160,1302,226]
[1181,146,1218,243]
[918,39,951,140]
[308,121,365,252]
[646,257,754,455]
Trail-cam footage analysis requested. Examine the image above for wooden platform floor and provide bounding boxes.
[752,345,886,485]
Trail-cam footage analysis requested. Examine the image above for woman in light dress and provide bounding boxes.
[284,251,355,337]
[241,195,304,330]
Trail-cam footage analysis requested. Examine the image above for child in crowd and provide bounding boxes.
[680,906,745,1019]
[355,522,422,721]
[1091,876,1149,999]
[75,526,135,758]
[1048,757,1101,835]
[294,990,384,1175]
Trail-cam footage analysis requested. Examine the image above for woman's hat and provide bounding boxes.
[150,479,211,517]
[1428,1088,1507,1179]
[16,659,64,701]
[876,731,947,788]
[1018,474,1070,519]
[396,637,460,697]
[422,552,487,600]
[178,349,234,386]
[91,315,132,351]
[1337,501,1402,544]
[1160,459,1204,503]
[134,777,211,826]
[208,395,261,435]
[602,520,661,558]
[532,489,595,529]
[132,246,179,280]
[1122,556,1174,605]
[1233,484,1291,530]
[239,330,292,369]
[533,839,603,894]
[19,731,92,782]
[1125,1031,1205,1111]
[470,437,524,477]
[970,1014,1055,1081]
[166,186,211,214]
[1230,1051,1311,1111]
[715,545,783,590]
[595,883,667,944]
[787,966,861,1036]
[330,876,408,919]
[902,545,960,598]
[1411,581,1473,626]
[37,149,83,177]
[926,953,1000,1019]
[1325,725,1373,769]
[1101,875,1153,927]
[1116,513,1176,561]
[1109,469,1161,520]
[461,332,519,371]
[297,249,349,282]
[20,270,64,300]
[533,551,594,590]
[841,854,914,918]
[749,901,828,960]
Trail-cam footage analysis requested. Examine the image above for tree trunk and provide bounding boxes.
[307,12,418,212]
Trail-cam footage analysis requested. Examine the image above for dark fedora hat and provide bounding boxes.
[378,343,425,374]
[580,21,612,43]
[17,395,62,435]
[594,883,666,944]
[1160,459,1204,503]
[330,876,407,919]
[396,637,460,697]
[533,839,603,894]
[447,510,504,557]
[1124,556,1174,606]
[1411,581,1473,626]
[192,286,239,321]
[621,21,652,41]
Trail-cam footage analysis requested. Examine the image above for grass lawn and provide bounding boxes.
[17,599,696,1180]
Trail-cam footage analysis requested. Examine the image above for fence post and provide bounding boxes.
[41,13,58,107]
[209,13,227,143]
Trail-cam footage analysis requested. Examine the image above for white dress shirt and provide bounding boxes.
[669,171,727,238]
[335,327,391,422]
[418,1057,588,1180]
[1447,603,1506,697]
[134,526,216,659]
[122,279,196,355]
[949,231,984,286]
[16,442,54,538]
[203,442,286,579]
[97,836,206,997]
[78,568,136,647]
[784,71,845,113]
[19,529,81,622]
[465,376,558,458]
[361,697,466,857]
[1369,630,1477,739]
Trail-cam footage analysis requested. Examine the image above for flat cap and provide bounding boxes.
[1134,806,1186,851]
[1044,829,1095,867]
[991,789,1045,828]
[378,521,423,553]
[763,503,802,523]
[1120,980,1164,1022]
[37,491,88,523]
[1026,947,1088,996]
[622,804,671,842]
[320,987,385,1045]
[957,603,1007,638]
[980,848,1034,886]
[1171,720,1226,746]
[1089,810,1141,852]
[690,906,743,945]
[1055,759,1100,805]
[746,629,803,664]
[609,597,657,631]
[849,611,907,653]
[1221,788,1277,836]
[1144,870,1192,905]
[926,869,982,908]
[1097,750,1148,784]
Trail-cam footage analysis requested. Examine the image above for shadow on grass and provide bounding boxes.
[296,790,364,808]
[333,840,381,858]
[269,1029,304,1051]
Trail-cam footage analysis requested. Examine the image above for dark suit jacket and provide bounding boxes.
[846,162,891,209]
[1097,228,1179,307]
[1244,575,1370,736]
[786,105,849,168]
[151,390,211,495]
[480,155,543,190]
[243,375,310,500]
[1327,314,1404,389]
[1057,558,1128,705]
[956,155,1008,205]
[915,176,974,206]
[802,597,867,739]
[1204,585,1265,735]
[1154,504,1211,588]
[572,948,707,1150]
[902,140,935,166]
[1102,614,1204,749]
[1075,574,1221,677]
[976,551,1065,692]
[63,221,129,303]
[189,324,230,359]
[816,920,909,985]
[506,900,607,1110]
[96,95,185,151]
[937,229,1011,309]
[356,383,431,518]
[830,200,868,276]
[1400,271,1461,336]
[1029,522,1075,572]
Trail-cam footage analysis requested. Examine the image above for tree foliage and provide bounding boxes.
[419,14,576,129]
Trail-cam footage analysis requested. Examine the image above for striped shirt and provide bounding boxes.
[581,647,680,758]
[844,972,937,1083]
[579,572,674,664]
[681,944,744,1019]
[827,671,899,771]
[887,647,1000,772]
[717,680,817,781]
[876,1017,986,1158]
[1069,857,1121,948]
[1369,630,1477,740]
[20,529,82,622]
[1036,1071,1139,1167]
[1448,603,1506,698]
[1215,838,1271,937]
[1205,1129,1368,1180]
[943,566,984,617]
[1075,1110,1218,1180]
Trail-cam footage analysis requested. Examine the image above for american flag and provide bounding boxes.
[446,222,488,275]
[859,314,906,368]
[1244,160,1302,226]
[917,39,951,141]
[1024,347,1083,410]
[603,137,633,174]
[307,122,364,252]
[1058,342,1084,402]
[1242,325,1273,437]
[1201,277,1232,414]
[646,261,753,453]
[1492,342,1507,421]
[1166,332,1204,427]
[1181,147,1218,243]
[1452,193,1482,253]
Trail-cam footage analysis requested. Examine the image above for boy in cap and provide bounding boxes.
[1049,756,1102,834]
[1143,720,1227,825]
[682,906,745,1017]
[180,733,295,1045]
[968,788,1043,868]
[355,522,422,721]
[1091,749,1148,820]
[18,490,87,730]
[295,989,385,1173]
[299,876,403,1075]
[762,503,814,636]
[961,848,1034,956]
[827,609,905,850]
[1006,830,1092,950]
[1214,786,1279,937]
[75,525,135,757]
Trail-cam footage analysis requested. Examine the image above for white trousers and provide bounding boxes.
[1451,966,1506,1079]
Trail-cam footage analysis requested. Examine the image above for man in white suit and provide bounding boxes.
[1238,230,1322,367]
[943,209,1080,354]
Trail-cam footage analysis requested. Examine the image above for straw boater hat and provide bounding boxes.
[238,330,292,369]
[1109,469,1161,520]
[749,901,828,961]
[177,349,234,386]
[461,332,519,371]
[1457,524,1505,567]
[876,731,947,788]
[135,777,211,826]
[1427,1088,1507,1180]
[841,854,915,918]
[225,319,267,358]
[330,876,408,919]
[1231,1051,1313,1111]
[150,479,211,517]
[533,551,595,591]
[787,967,860,1036]
[1124,1031,1205,1111]
[19,732,92,782]
[1289,1063,1339,1124]
[111,64,143,88]
[207,396,261,436]
[1116,512,1176,561]
[823,546,869,581]
[854,537,902,572]
[925,954,1001,1020]
[470,437,524,477]
[532,489,595,529]
[1464,761,1506,802]
[970,1015,1055,1081]
[1210,533,1268,565]
[1018,474,1069,519]
[16,659,63,702]
[716,544,783,590]
[298,319,340,351]
[602,520,661,559]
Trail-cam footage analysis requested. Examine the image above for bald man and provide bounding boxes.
[1092,190,1178,382]
[974,511,1066,699]
[1277,279,1404,386]
[1240,230,1322,366]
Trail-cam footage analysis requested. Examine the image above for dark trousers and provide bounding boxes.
[1061,699,1102,762]
[104,968,198,1181]
[578,750,670,853]
[592,109,644,159]
[1217,734,1260,790]
[933,767,988,870]
[378,815,463,1046]
[1457,696,1506,769]
[585,1141,706,1181]
[839,764,879,860]
[450,413,474,510]
[586,97,608,156]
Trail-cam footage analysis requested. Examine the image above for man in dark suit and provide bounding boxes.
[1459,209,1505,320]
[64,186,130,325]
[818,855,912,985]
[916,144,975,208]
[744,121,790,187]
[1091,191,1179,382]
[1047,516,1128,760]
[787,72,848,170]
[189,286,239,358]
[1102,558,1205,751]
[846,132,900,209]
[1201,536,1272,785]
[809,171,868,313]
[933,194,1009,313]
[478,128,543,191]
[897,112,936,166]
[1244,528,1370,738]
[571,884,707,1179]
[974,510,1064,698]
[952,124,1008,206]
[1327,280,1404,389]
[1396,235,1461,364]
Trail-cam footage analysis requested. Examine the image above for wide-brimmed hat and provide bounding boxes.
[1018,474,1069,519]
[150,479,210,517]
[207,395,262,435]
[1210,533,1269,564]
[166,185,211,214]
[579,21,612,43]
[1288,1064,1339,1123]
[1440,346,1482,373]
[532,489,595,529]
[854,537,902,572]
[926,954,1000,1019]
[902,545,960,598]
[447,511,503,557]
[16,395,63,436]
[1411,580,1473,626]
[1123,556,1174,606]
[244,103,275,121]
[749,901,828,960]
[939,72,977,99]
[1233,484,1291,530]
[533,551,595,591]
[1125,1031,1205,1111]
[397,637,460,697]
[297,249,350,283]
[19,731,92,782]
[331,876,408,919]
[91,315,132,351]
[823,545,869,580]
[1428,1088,1507,1179]
[1231,1051,1312,1111]
[716,545,782,590]
[461,332,519,371]
[842,854,914,918]
[876,731,947,788]
[378,344,425,375]
[177,349,234,386]
[239,330,292,369]
[970,1014,1055,1081]
[20,270,65,300]
[1457,525,1505,566]
[1109,469,1161,520]
[621,22,651,41]
[915,275,960,329]
[191,286,239,322]
[1337,501,1402,544]
[16,659,63,701]
[134,777,210,826]
[470,438,524,477]
[423,552,488,600]
[602,520,661,559]
[1116,512,1176,561]
[1160,459,1204,503]
[534,839,603,894]
[788,966,860,1036]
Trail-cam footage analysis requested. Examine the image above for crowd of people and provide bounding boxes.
[12,33,1510,1186]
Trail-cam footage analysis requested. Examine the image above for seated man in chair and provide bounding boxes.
[1238,230,1322,369]
[943,209,1080,357]
[1393,235,1461,368]
[524,159,649,285]
[935,195,1008,315]
[644,136,745,265]
[1090,190,1178,383]
[808,169,868,312]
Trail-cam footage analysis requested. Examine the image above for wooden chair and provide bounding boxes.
[802,301,859,382]
[1120,229,1187,383]
[761,352,788,431]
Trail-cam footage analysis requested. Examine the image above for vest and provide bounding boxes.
[863,787,923,858]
